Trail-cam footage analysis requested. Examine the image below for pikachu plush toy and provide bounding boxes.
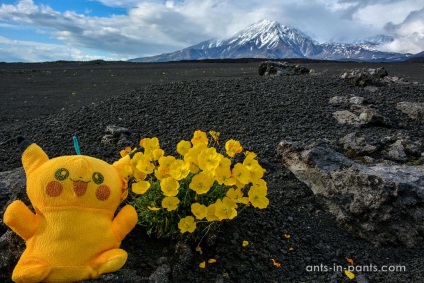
[3,137,138,283]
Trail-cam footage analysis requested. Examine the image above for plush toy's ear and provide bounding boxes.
[18,137,49,175]
[112,155,131,200]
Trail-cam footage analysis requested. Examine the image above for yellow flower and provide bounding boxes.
[133,169,147,182]
[132,181,151,195]
[140,137,160,156]
[184,143,207,174]
[178,216,196,233]
[344,270,355,280]
[134,152,155,174]
[161,196,180,211]
[248,183,269,209]
[209,130,220,145]
[156,155,176,179]
[217,156,231,170]
[226,188,249,204]
[191,203,208,220]
[208,258,217,263]
[199,261,206,269]
[189,172,214,194]
[243,152,265,181]
[249,164,265,182]
[160,177,180,196]
[147,205,160,211]
[121,165,133,179]
[158,155,177,170]
[152,148,164,161]
[191,130,208,145]
[225,139,243,157]
[169,159,191,180]
[120,146,135,157]
[206,204,219,222]
[130,152,144,165]
[176,140,192,156]
[215,167,237,186]
[214,197,237,220]
[232,163,250,184]
[242,240,249,247]
[243,151,257,167]
[154,169,167,181]
[198,147,222,174]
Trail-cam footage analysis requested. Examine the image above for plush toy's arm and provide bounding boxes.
[112,204,138,242]
[3,200,38,240]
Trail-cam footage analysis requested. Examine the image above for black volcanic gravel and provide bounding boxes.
[1,72,424,282]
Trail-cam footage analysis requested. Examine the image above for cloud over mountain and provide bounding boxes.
[0,0,422,62]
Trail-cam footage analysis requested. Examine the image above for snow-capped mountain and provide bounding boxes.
[130,19,410,62]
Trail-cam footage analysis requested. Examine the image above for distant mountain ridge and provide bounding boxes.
[130,19,412,62]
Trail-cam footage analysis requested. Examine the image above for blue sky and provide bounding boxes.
[0,0,423,62]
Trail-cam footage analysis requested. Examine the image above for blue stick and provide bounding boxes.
[73,135,81,155]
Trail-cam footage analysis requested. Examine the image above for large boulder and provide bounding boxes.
[277,141,424,247]
[258,61,310,76]
[340,67,388,87]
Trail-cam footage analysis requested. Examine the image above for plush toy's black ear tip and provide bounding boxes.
[16,136,32,153]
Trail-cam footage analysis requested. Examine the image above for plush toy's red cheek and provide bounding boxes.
[96,185,111,201]
[46,181,63,197]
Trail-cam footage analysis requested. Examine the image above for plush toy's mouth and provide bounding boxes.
[71,180,89,196]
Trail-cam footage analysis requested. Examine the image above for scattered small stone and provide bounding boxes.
[364,86,379,92]
[105,125,131,135]
[349,96,364,105]
[332,110,360,125]
[329,96,349,106]
[396,102,424,123]
[101,125,133,146]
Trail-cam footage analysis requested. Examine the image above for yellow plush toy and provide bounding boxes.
[3,138,138,283]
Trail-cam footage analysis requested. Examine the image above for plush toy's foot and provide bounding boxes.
[12,257,51,283]
[94,248,128,275]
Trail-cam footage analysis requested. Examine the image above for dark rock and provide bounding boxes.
[396,102,424,123]
[277,140,424,247]
[339,132,377,155]
[332,105,392,128]
[105,125,131,136]
[171,242,193,279]
[0,231,25,280]
[340,67,388,87]
[386,140,408,162]
[258,61,310,76]
[332,110,361,125]
[149,263,171,283]
[80,269,143,282]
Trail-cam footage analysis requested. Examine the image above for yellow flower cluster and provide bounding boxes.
[122,130,269,237]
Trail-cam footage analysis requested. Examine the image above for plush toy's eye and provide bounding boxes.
[92,172,104,185]
[55,168,69,181]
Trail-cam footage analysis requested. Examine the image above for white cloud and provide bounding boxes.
[380,7,424,54]
[0,0,422,62]
[0,36,120,62]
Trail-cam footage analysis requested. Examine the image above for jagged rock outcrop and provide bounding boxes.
[258,61,310,76]
[277,140,424,247]
[101,125,133,147]
[340,67,388,86]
